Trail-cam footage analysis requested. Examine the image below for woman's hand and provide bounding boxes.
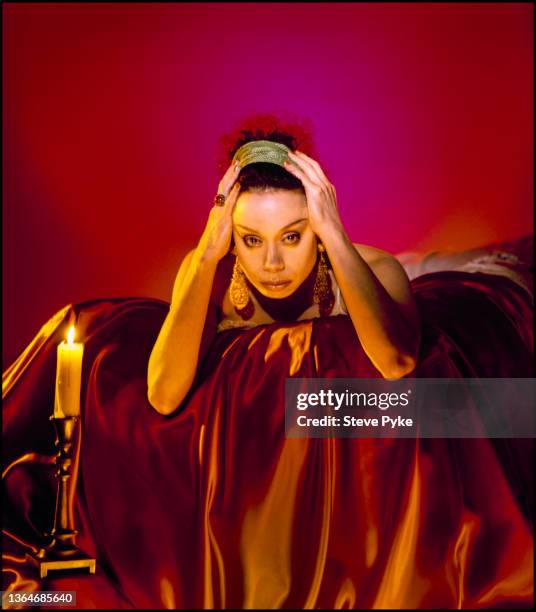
[285,149,419,378]
[197,161,242,262]
[283,151,344,241]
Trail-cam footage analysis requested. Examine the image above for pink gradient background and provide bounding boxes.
[3,3,533,368]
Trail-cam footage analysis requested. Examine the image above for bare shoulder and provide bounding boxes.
[352,243,395,265]
[352,242,418,328]
[352,242,411,287]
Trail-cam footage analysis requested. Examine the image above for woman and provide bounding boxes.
[148,132,422,415]
[2,122,533,609]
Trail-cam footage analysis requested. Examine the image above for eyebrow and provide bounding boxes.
[235,218,308,234]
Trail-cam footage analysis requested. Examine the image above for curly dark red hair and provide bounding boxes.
[217,113,317,193]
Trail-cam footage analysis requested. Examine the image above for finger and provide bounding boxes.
[224,182,241,213]
[289,151,329,187]
[213,181,238,209]
[331,184,338,208]
[293,150,331,185]
[222,160,240,183]
[286,151,324,188]
[283,159,320,190]
[218,161,241,195]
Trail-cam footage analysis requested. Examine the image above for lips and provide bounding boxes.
[261,280,291,290]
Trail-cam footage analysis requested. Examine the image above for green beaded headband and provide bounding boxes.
[232,139,297,169]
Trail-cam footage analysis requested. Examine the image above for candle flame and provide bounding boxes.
[67,326,75,345]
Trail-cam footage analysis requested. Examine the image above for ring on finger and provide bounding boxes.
[214,193,226,207]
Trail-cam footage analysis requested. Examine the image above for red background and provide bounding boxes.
[3,2,533,368]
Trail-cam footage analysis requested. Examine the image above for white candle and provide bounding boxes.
[54,325,84,418]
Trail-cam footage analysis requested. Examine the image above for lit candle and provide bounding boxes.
[54,325,84,418]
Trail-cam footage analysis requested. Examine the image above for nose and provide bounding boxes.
[263,245,285,273]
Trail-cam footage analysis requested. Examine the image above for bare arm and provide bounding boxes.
[147,161,241,415]
[325,233,421,378]
[284,149,420,379]
[147,249,219,414]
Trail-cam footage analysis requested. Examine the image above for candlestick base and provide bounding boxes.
[24,413,96,578]
[25,544,96,579]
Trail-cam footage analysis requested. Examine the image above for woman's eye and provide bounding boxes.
[283,232,300,244]
[243,235,262,247]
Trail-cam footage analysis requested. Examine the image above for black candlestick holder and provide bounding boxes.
[25,415,96,578]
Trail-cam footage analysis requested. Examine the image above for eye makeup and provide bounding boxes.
[241,231,301,248]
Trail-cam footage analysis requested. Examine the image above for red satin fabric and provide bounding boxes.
[2,271,534,609]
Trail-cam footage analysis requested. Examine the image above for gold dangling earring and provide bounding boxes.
[230,257,255,320]
[313,245,335,316]
[313,247,329,305]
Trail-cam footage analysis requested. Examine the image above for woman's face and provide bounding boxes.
[232,189,318,298]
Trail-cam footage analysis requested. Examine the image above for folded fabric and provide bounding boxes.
[2,270,533,609]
